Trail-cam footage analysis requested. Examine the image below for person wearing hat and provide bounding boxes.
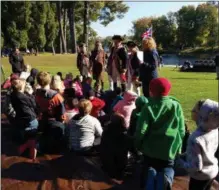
[135,78,185,189]
[77,43,91,80]
[107,35,128,92]
[126,41,141,95]
[90,40,106,90]
[9,46,25,75]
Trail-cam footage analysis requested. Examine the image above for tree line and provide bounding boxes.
[1,1,129,53]
[131,3,218,51]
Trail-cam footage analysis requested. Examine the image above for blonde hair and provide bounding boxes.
[78,99,92,115]
[142,37,157,50]
[37,72,51,87]
[25,64,31,72]
[11,79,26,92]
[51,75,64,92]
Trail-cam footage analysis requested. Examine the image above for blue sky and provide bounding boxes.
[91,1,201,37]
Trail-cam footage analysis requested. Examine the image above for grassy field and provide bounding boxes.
[1,54,218,130]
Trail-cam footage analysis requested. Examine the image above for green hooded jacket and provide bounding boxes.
[135,96,185,161]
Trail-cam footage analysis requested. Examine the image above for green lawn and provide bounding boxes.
[1,54,218,130]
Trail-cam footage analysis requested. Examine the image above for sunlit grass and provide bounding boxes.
[1,54,218,131]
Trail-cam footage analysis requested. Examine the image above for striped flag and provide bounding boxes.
[142,27,152,39]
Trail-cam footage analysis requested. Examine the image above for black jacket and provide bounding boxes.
[11,91,37,126]
[128,52,141,77]
[9,53,25,74]
[107,46,128,75]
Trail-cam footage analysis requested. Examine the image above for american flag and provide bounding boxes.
[142,27,152,39]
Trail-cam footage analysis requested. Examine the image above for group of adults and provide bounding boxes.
[77,35,160,97]
[7,35,161,97]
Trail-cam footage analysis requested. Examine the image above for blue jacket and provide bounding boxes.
[139,49,159,82]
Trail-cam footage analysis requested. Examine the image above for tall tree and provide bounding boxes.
[57,1,67,53]
[83,1,89,49]
[29,1,48,52]
[68,2,77,53]
[45,2,58,54]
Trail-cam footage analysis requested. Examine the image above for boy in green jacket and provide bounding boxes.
[135,77,185,190]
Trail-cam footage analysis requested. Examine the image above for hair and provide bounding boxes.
[142,37,157,50]
[57,72,63,80]
[192,99,205,113]
[11,79,25,92]
[107,113,126,134]
[78,99,92,115]
[51,75,63,92]
[37,71,51,87]
[115,87,122,95]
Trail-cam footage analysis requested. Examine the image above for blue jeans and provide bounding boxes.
[143,156,174,190]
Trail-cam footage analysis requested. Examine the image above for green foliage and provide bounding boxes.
[132,3,218,51]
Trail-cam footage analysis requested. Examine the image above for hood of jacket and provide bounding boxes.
[198,99,219,131]
[123,90,138,105]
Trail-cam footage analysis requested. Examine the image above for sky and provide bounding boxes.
[90,1,201,37]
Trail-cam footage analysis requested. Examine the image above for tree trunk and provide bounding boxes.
[57,1,67,54]
[63,8,67,51]
[68,2,77,53]
[60,34,63,54]
[52,41,55,55]
[83,1,89,50]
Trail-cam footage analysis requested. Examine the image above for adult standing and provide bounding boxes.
[139,37,159,97]
[107,35,128,92]
[9,47,25,75]
[90,41,105,90]
[126,41,141,95]
[77,43,91,80]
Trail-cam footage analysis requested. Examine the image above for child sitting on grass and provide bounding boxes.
[51,75,65,94]
[35,71,66,128]
[177,99,219,190]
[65,99,103,153]
[64,73,73,88]
[100,113,130,180]
[82,77,92,98]
[64,97,79,124]
[113,90,138,129]
[71,75,83,99]
[135,78,185,190]
[89,90,105,118]
[11,78,38,160]
[26,68,39,88]
[111,87,123,111]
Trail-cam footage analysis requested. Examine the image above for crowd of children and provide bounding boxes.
[2,67,219,189]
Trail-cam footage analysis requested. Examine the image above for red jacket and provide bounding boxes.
[90,97,105,118]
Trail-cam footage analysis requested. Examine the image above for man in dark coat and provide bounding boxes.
[126,41,141,95]
[107,35,128,92]
[90,41,105,89]
[9,47,25,75]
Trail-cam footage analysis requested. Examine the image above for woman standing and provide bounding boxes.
[90,41,105,90]
[77,43,91,80]
[9,47,25,75]
[126,41,141,95]
[139,37,159,97]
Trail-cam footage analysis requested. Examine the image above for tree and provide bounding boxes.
[99,1,129,26]
[68,2,77,53]
[132,17,153,45]
[83,1,89,49]
[45,2,58,54]
[29,1,48,52]
[1,1,31,49]
[57,1,67,53]
[175,5,197,48]
[1,33,4,49]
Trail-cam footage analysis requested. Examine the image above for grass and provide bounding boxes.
[1,54,218,131]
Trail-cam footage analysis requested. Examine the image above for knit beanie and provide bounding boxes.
[149,78,171,97]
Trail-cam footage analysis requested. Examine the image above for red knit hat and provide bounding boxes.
[149,78,172,97]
